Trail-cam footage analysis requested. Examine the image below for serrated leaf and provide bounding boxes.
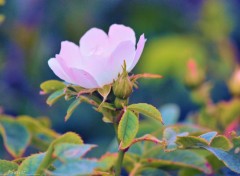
[46,89,65,106]
[36,132,83,175]
[203,146,240,174]
[0,160,18,174]
[176,136,209,149]
[65,99,82,121]
[128,103,163,124]
[40,80,65,94]
[118,110,139,149]
[50,159,97,176]
[210,135,233,151]
[53,143,96,161]
[17,153,45,175]
[0,118,31,158]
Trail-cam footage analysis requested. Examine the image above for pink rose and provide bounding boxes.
[48,24,146,88]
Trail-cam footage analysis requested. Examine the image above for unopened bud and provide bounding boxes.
[184,59,205,89]
[113,66,133,99]
[228,68,240,96]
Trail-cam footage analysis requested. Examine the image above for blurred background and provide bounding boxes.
[0,0,240,158]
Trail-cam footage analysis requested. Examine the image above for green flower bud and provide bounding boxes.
[114,97,129,109]
[113,64,133,99]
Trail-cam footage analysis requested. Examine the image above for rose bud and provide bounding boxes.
[113,63,133,99]
[184,58,205,89]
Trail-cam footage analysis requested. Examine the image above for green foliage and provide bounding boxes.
[17,115,58,150]
[97,153,117,172]
[35,132,83,175]
[51,159,98,175]
[17,153,46,175]
[13,132,103,176]
[53,143,96,161]
[141,168,171,176]
[0,116,31,158]
[0,160,18,174]
[128,103,163,124]
[40,80,65,94]
[118,110,139,149]
[46,89,65,106]
[65,98,82,121]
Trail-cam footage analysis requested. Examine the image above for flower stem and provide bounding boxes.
[114,122,125,175]
[115,149,125,176]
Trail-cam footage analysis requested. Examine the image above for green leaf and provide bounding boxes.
[128,103,163,124]
[53,143,96,161]
[36,132,83,175]
[141,168,170,176]
[0,160,18,174]
[203,146,240,174]
[50,159,97,176]
[176,136,209,149]
[65,98,82,121]
[97,153,117,172]
[40,80,65,94]
[163,127,188,151]
[17,153,46,175]
[0,117,31,158]
[142,150,212,174]
[17,115,58,151]
[118,110,139,149]
[98,84,111,100]
[199,131,217,143]
[46,89,65,106]
[210,135,233,151]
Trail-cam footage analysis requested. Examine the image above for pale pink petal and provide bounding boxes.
[79,28,109,56]
[108,24,136,49]
[69,68,99,88]
[107,41,136,82]
[48,58,74,83]
[59,41,82,68]
[128,34,146,71]
[55,55,99,88]
[78,55,111,87]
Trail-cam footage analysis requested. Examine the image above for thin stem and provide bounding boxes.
[115,149,125,176]
[114,121,125,175]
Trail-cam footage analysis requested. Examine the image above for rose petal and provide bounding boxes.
[79,28,109,56]
[108,41,135,81]
[59,41,82,68]
[55,55,99,88]
[48,58,74,83]
[77,55,112,87]
[128,34,146,71]
[108,24,136,50]
[69,68,99,88]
